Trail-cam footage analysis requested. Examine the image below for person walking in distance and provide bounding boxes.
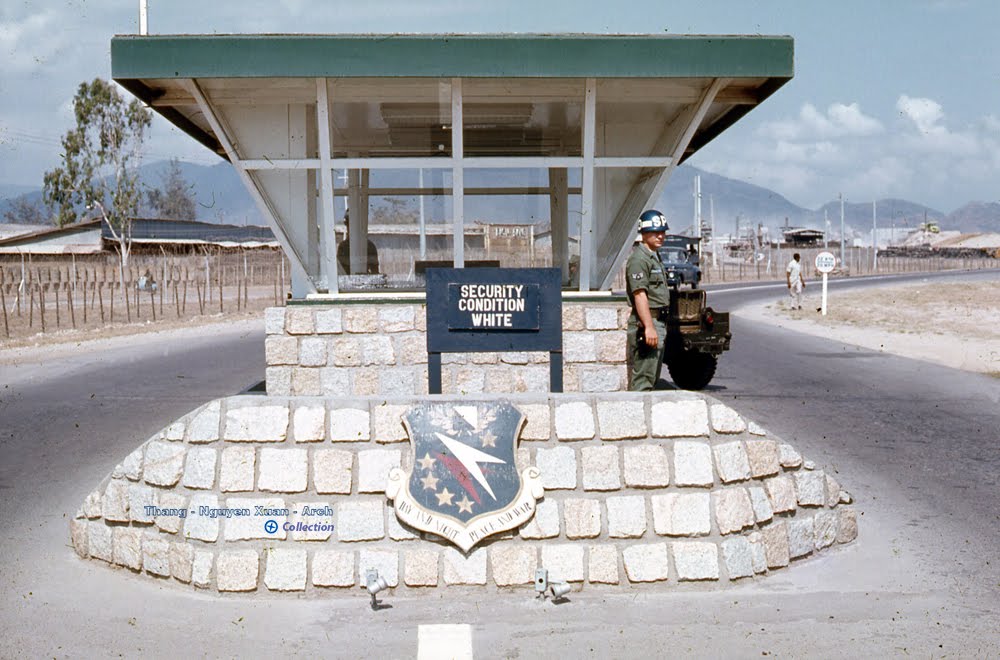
[786,252,805,310]
[626,210,671,391]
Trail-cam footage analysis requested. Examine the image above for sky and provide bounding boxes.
[1,0,999,213]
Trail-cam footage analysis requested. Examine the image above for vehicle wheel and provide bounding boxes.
[665,349,717,390]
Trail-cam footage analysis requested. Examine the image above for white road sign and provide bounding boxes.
[815,251,836,274]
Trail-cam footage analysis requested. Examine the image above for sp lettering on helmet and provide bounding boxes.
[638,209,668,233]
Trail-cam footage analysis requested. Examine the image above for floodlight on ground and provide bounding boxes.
[365,569,389,610]
[534,568,571,601]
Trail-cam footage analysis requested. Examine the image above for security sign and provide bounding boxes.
[386,402,543,551]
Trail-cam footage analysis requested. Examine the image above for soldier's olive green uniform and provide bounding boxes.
[626,242,670,391]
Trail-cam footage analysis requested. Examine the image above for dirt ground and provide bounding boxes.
[735,277,1000,376]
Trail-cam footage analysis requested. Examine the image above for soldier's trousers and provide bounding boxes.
[627,315,666,391]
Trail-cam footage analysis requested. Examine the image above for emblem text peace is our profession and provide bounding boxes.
[456,284,527,328]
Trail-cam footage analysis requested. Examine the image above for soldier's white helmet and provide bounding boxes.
[638,209,668,233]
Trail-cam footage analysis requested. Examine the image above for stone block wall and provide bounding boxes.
[71,392,858,595]
[264,302,630,396]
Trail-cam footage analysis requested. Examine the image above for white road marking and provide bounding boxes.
[435,432,505,500]
[417,624,474,660]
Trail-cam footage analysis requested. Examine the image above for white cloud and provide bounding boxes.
[895,94,979,155]
[694,94,1000,211]
[759,101,882,141]
[896,95,944,134]
[0,9,68,72]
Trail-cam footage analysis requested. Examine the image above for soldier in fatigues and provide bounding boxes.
[626,210,670,391]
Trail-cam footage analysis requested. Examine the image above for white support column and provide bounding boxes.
[451,78,464,267]
[548,168,569,282]
[316,78,338,293]
[580,78,597,291]
[348,168,363,273]
[599,78,727,289]
[185,79,314,295]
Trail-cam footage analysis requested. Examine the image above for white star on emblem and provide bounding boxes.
[417,453,436,471]
[435,432,506,501]
[456,495,474,514]
[420,473,440,491]
[480,431,497,448]
[435,487,455,507]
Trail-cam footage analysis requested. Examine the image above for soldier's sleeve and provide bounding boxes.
[625,252,648,291]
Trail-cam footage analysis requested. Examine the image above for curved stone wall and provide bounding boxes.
[70,392,857,594]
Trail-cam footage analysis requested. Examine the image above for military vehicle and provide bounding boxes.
[657,235,702,288]
[656,236,731,390]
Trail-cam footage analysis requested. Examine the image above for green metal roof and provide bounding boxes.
[111,33,793,79]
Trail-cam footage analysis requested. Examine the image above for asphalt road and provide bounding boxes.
[1,271,998,658]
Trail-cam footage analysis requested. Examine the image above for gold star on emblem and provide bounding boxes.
[420,473,440,491]
[435,487,455,507]
[456,495,474,514]
[417,453,437,471]
[480,431,497,448]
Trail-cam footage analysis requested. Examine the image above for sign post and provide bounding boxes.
[814,251,836,316]
[425,268,563,393]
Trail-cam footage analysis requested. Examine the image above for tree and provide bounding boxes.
[147,158,197,220]
[2,197,48,225]
[43,78,152,271]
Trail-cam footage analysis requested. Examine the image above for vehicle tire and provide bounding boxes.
[665,349,717,390]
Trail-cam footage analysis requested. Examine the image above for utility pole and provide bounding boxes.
[710,195,717,267]
[418,169,426,259]
[824,209,829,248]
[839,193,846,267]
[872,200,878,271]
[694,175,702,239]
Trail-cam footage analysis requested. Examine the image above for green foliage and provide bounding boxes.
[147,159,197,220]
[42,79,152,258]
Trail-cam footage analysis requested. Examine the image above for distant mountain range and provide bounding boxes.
[3,159,999,236]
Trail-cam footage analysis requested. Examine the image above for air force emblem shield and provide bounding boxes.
[386,402,543,551]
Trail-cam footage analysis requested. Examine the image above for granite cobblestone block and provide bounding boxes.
[535,446,577,490]
[622,543,669,583]
[713,442,751,483]
[338,500,385,542]
[359,549,399,587]
[265,548,307,591]
[564,498,602,539]
[541,544,585,582]
[490,545,536,586]
[555,401,595,440]
[673,441,714,487]
[623,444,670,488]
[651,400,709,438]
[443,548,487,585]
[219,446,255,492]
[284,308,315,335]
[652,492,711,537]
[596,400,646,440]
[673,542,720,581]
[258,448,308,493]
[581,445,621,491]
[224,405,288,442]
[588,545,620,584]
[216,550,259,591]
[292,405,326,443]
[606,495,647,538]
[312,550,355,587]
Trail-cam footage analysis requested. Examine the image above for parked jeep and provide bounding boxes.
[662,287,731,390]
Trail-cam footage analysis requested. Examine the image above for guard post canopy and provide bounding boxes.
[111,33,793,297]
